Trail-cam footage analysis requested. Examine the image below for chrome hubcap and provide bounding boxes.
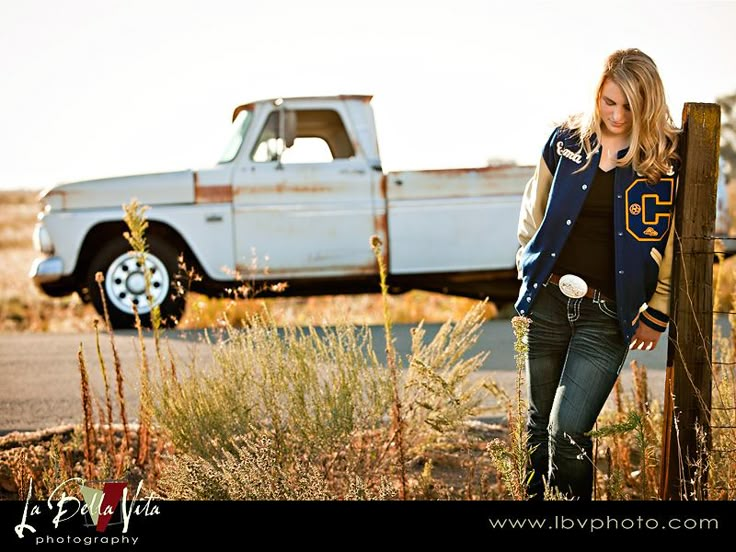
[104,251,169,315]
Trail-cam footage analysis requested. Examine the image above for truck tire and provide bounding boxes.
[39,280,74,298]
[85,236,185,329]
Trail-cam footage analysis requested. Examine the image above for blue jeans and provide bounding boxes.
[525,282,628,500]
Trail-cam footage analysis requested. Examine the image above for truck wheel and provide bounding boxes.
[86,236,185,329]
[40,281,74,298]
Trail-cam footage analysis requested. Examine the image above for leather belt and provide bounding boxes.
[548,273,612,302]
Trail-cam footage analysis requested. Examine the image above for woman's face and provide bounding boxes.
[599,78,633,137]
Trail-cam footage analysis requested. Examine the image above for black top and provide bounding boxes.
[554,166,617,300]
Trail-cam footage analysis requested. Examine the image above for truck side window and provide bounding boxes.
[251,109,355,164]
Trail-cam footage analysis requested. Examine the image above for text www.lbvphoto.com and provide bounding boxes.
[13,477,161,546]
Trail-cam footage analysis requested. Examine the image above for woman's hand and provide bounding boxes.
[629,323,663,351]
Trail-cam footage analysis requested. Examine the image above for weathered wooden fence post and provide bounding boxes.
[659,102,720,500]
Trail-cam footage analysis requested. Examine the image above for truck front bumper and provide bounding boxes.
[29,256,65,284]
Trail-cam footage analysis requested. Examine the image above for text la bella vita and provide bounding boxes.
[14,477,160,538]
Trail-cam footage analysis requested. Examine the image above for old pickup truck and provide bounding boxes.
[30,95,534,328]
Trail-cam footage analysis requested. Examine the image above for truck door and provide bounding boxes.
[232,105,380,279]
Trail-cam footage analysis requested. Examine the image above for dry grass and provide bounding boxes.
[714,178,736,311]
[0,190,37,249]
[0,191,98,331]
[0,298,504,501]
[179,290,498,329]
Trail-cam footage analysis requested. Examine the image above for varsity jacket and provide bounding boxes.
[515,126,677,342]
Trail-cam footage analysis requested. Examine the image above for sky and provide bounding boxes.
[1,0,735,190]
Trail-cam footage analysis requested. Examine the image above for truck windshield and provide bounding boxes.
[218,110,252,164]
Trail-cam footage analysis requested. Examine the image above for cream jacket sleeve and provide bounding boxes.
[516,157,554,278]
[640,176,678,331]
[645,219,675,317]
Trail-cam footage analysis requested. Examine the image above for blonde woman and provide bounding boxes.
[515,48,679,500]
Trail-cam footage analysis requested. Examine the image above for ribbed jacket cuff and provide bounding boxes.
[640,307,669,332]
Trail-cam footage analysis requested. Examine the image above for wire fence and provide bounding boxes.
[663,228,736,441]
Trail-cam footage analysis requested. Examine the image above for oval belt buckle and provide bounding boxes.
[558,274,588,299]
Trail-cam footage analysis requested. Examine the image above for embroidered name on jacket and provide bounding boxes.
[555,141,583,164]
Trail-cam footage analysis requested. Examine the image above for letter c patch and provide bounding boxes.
[625,178,675,241]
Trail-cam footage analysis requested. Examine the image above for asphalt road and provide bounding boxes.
[0,321,671,433]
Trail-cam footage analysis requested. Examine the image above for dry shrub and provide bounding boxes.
[153,302,499,500]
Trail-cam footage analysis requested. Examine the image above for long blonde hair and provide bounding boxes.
[566,48,679,183]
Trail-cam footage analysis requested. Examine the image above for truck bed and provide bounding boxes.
[385,165,534,275]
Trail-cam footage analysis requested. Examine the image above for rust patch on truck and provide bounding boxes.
[236,183,331,195]
[375,174,388,237]
[373,174,389,270]
[194,173,233,203]
[276,184,330,194]
[235,264,378,277]
[409,165,522,176]
[197,185,233,203]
